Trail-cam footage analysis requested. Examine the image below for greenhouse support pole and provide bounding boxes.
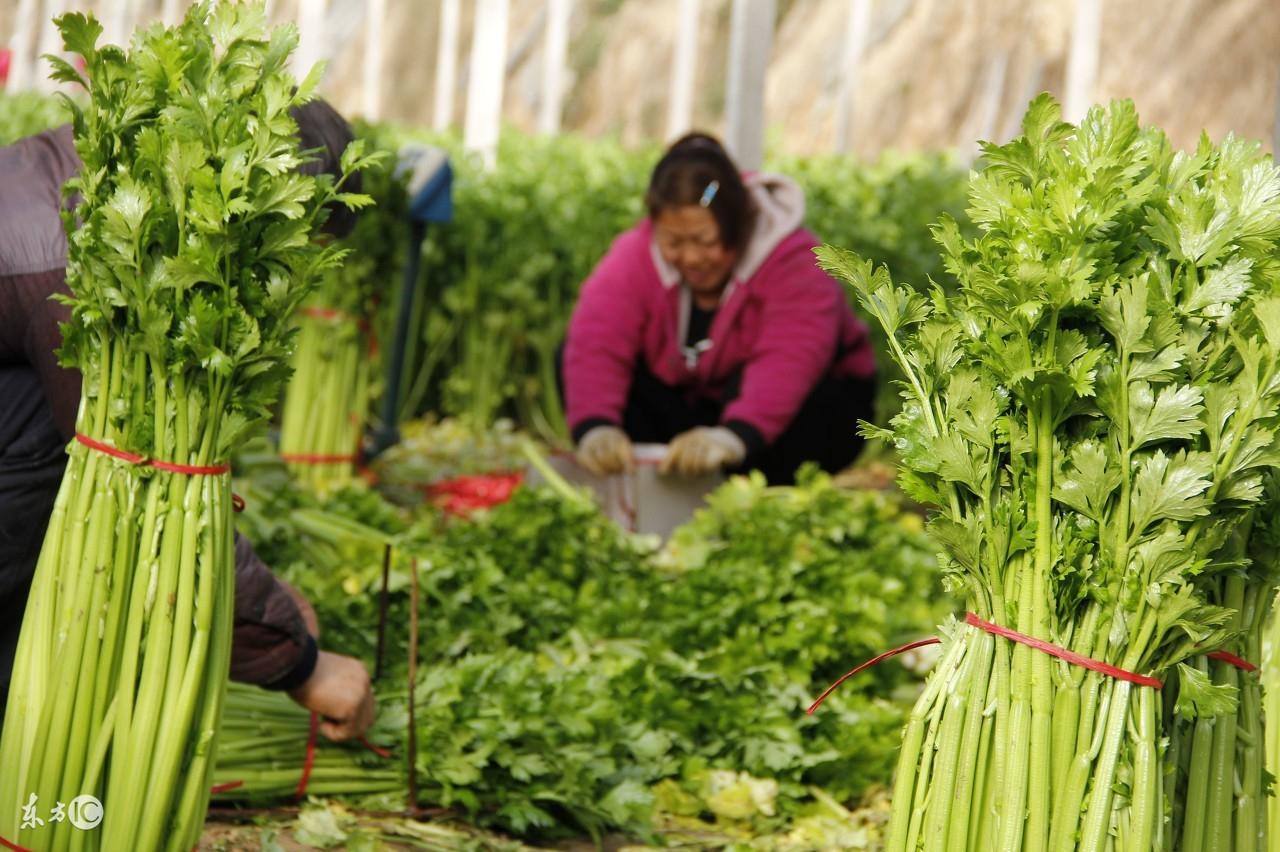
[666,0,700,140]
[98,0,130,48]
[6,0,39,91]
[363,0,386,120]
[833,0,871,152]
[294,0,328,82]
[1273,67,1280,157]
[723,0,774,172]
[433,0,461,130]
[966,50,1008,161]
[537,0,572,135]
[34,0,66,93]
[464,0,510,169]
[1063,0,1101,123]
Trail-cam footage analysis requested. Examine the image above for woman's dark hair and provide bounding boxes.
[290,98,363,239]
[646,132,755,251]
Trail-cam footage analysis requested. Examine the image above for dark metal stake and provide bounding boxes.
[406,556,420,814]
[374,541,393,682]
[371,220,427,459]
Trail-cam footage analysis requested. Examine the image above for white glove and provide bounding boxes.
[576,425,633,476]
[659,426,746,476]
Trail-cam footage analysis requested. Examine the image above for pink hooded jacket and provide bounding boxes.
[564,172,876,450]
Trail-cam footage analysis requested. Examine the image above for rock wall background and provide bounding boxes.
[5,0,1278,155]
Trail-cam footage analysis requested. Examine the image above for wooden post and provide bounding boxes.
[161,0,182,25]
[294,0,328,82]
[1273,66,1280,157]
[34,0,66,93]
[537,0,572,135]
[7,0,40,91]
[666,0,700,140]
[833,0,872,152]
[967,50,1009,162]
[1063,0,1101,123]
[98,0,131,47]
[433,0,461,130]
[723,0,774,171]
[464,0,510,169]
[362,0,386,119]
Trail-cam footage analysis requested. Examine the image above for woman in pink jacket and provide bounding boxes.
[562,133,877,485]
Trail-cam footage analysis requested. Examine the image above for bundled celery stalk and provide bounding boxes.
[1164,487,1278,852]
[212,683,404,801]
[821,95,1280,852]
[0,5,372,851]
[278,312,371,490]
[278,128,407,492]
[1268,589,1280,845]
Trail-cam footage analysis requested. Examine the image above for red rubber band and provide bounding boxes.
[75,433,230,476]
[295,711,319,801]
[210,780,243,795]
[301,306,350,322]
[361,736,393,759]
[280,452,358,465]
[0,836,32,852]
[807,637,941,714]
[302,307,378,358]
[1207,650,1258,673]
[965,612,1163,689]
[808,611,1165,714]
[76,432,145,464]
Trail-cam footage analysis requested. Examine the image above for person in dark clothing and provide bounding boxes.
[0,99,373,741]
[561,133,877,485]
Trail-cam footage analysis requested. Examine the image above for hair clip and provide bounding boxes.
[699,180,720,207]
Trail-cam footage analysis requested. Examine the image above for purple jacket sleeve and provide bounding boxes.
[563,231,649,441]
[229,536,317,688]
[721,247,846,445]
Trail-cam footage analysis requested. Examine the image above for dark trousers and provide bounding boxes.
[0,368,66,728]
[560,352,875,486]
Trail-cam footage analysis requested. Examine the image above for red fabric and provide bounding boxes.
[564,222,876,445]
[75,432,230,475]
[427,472,524,517]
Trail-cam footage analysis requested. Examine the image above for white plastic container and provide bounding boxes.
[528,443,723,539]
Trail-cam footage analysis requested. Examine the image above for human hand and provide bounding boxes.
[288,651,376,742]
[659,426,745,476]
[576,425,633,476]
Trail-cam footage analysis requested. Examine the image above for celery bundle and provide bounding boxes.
[212,683,404,802]
[1268,593,1280,845]
[0,5,370,850]
[278,131,406,492]
[821,95,1280,852]
[278,309,372,491]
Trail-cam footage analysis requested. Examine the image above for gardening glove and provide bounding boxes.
[660,426,746,477]
[289,650,376,742]
[576,424,633,476]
